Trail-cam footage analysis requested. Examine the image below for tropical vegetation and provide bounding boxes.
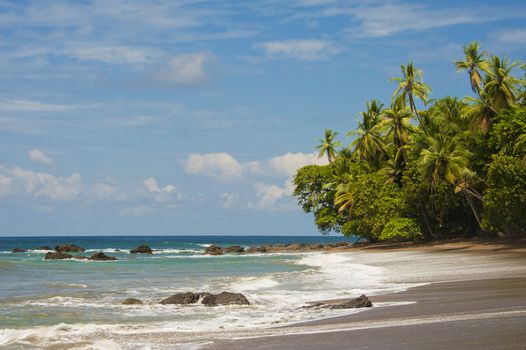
[293,42,526,242]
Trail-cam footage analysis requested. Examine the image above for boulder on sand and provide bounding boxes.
[204,244,223,255]
[122,298,143,305]
[55,244,85,253]
[12,248,27,253]
[306,294,372,309]
[90,252,117,261]
[201,292,250,306]
[130,244,153,254]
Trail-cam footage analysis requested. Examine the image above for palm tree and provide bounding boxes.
[315,129,342,163]
[484,56,523,110]
[463,91,498,134]
[419,135,482,226]
[334,180,356,215]
[348,100,387,168]
[379,99,416,170]
[426,97,467,136]
[454,41,489,95]
[391,61,432,126]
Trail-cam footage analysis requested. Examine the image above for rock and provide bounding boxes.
[159,292,208,305]
[286,244,302,250]
[39,246,52,250]
[201,292,250,306]
[223,246,245,253]
[256,246,268,253]
[329,295,372,309]
[204,244,223,255]
[12,248,27,253]
[334,242,350,247]
[55,244,85,253]
[122,298,143,305]
[130,244,153,254]
[90,252,117,261]
[246,246,258,253]
[310,243,324,250]
[45,252,74,260]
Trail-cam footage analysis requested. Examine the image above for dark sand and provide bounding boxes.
[199,238,526,350]
[203,277,526,350]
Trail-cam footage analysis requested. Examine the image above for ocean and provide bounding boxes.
[0,235,416,348]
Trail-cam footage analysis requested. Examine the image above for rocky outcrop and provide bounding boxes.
[130,244,153,254]
[256,246,268,253]
[159,291,249,306]
[306,294,372,309]
[90,252,117,261]
[12,248,26,253]
[45,252,74,260]
[201,292,250,306]
[160,292,206,305]
[55,244,85,253]
[204,244,223,255]
[223,246,245,253]
[38,246,52,250]
[122,298,143,305]
[246,246,258,253]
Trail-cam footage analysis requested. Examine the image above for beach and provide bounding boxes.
[1,238,525,349]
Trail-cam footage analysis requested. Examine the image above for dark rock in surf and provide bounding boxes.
[39,246,52,250]
[256,246,268,253]
[45,252,74,260]
[204,244,223,255]
[12,248,27,253]
[55,244,85,253]
[223,245,245,253]
[306,294,372,309]
[159,292,207,305]
[130,244,153,254]
[201,292,250,306]
[122,298,143,305]
[90,252,117,261]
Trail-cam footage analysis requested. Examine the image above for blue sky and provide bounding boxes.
[0,0,525,236]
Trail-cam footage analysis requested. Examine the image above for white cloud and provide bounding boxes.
[153,52,214,85]
[268,152,328,177]
[66,45,156,64]
[28,148,54,165]
[489,28,526,46]
[0,99,75,112]
[255,39,342,61]
[91,182,118,200]
[0,165,81,200]
[220,192,239,208]
[254,180,295,210]
[143,177,178,203]
[183,152,250,181]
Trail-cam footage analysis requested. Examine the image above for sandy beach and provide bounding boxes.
[200,240,526,350]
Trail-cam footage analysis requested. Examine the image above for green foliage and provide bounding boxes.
[482,154,526,236]
[292,42,526,241]
[379,218,422,242]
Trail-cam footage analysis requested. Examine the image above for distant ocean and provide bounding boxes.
[0,235,414,348]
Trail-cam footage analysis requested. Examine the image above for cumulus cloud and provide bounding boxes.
[254,180,295,210]
[28,148,54,165]
[183,152,259,181]
[153,52,214,86]
[0,165,81,200]
[268,152,328,177]
[91,182,118,200]
[254,39,342,61]
[144,177,176,193]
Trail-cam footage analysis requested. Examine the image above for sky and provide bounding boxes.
[0,0,525,236]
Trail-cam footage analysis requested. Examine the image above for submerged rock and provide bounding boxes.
[201,292,250,306]
[122,298,143,305]
[45,252,74,260]
[12,248,27,253]
[223,245,245,253]
[130,244,153,254]
[55,244,85,253]
[38,246,52,250]
[90,252,117,261]
[204,244,223,255]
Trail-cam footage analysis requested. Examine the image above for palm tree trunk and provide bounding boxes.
[418,202,436,239]
[463,190,483,229]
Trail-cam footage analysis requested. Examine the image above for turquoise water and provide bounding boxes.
[1,235,405,348]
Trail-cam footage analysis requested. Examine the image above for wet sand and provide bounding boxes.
[200,241,526,350]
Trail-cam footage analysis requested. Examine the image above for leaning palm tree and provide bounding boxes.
[419,135,482,226]
[463,90,498,134]
[390,61,432,126]
[334,180,356,215]
[348,100,387,168]
[315,129,342,163]
[484,55,523,110]
[379,99,416,169]
[454,41,489,95]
